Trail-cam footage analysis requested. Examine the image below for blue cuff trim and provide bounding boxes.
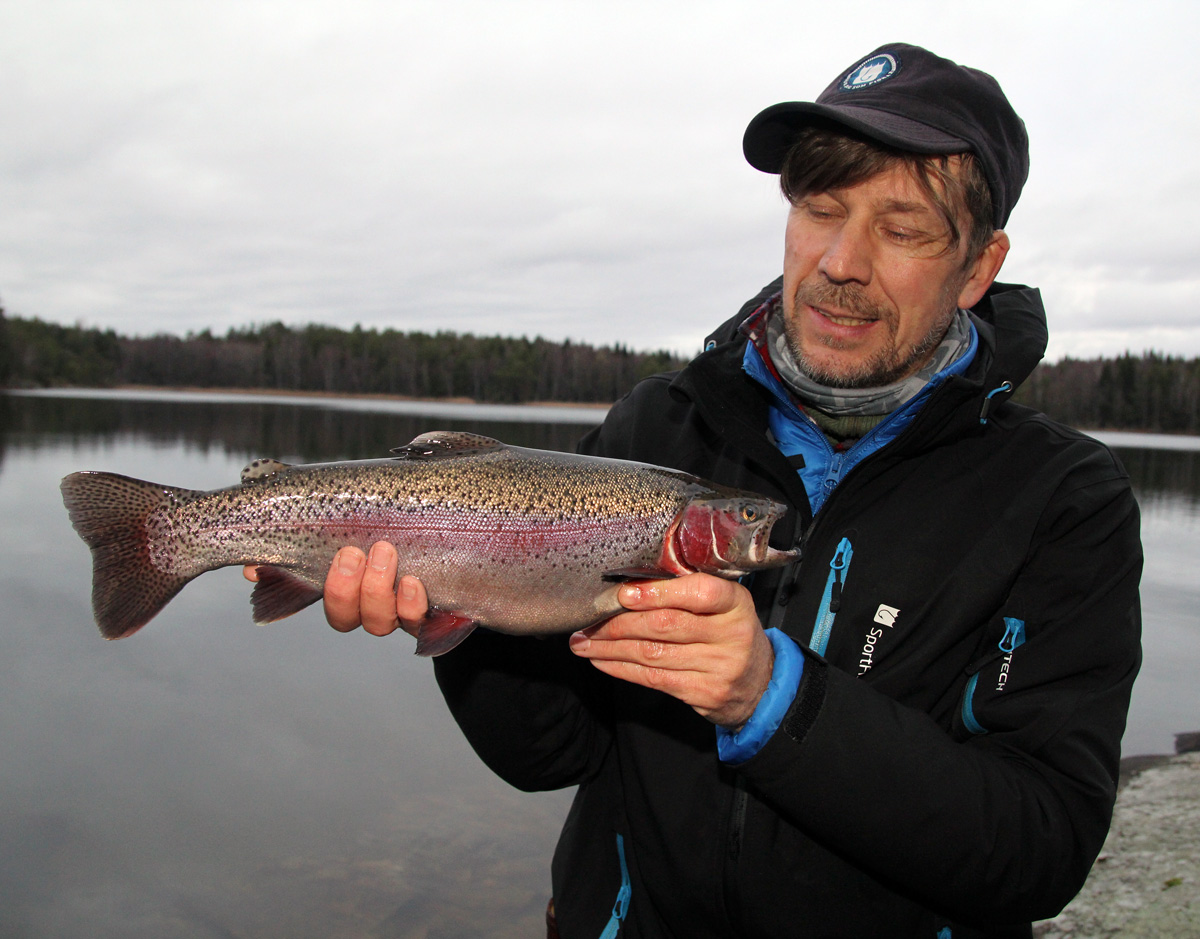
[716,629,804,764]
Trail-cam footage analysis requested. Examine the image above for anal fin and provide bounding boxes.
[251,565,324,623]
[415,609,478,657]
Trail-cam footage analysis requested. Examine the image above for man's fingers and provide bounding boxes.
[324,546,369,633]
[569,621,689,666]
[618,574,740,616]
[395,575,429,634]
[569,575,774,726]
[359,542,407,636]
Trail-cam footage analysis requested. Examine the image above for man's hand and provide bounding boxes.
[242,541,428,637]
[567,573,774,729]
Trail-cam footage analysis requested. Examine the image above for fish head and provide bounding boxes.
[672,495,798,578]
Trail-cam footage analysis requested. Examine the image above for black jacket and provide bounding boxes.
[433,281,1142,939]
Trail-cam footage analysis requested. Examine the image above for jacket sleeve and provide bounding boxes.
[432,629,613,792]
[737,463,1143,925]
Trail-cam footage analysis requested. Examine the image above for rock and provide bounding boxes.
[1034,753,1200,937]
[1175,731,1200,755]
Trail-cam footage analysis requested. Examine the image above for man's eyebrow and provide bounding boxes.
[876,198,934,216]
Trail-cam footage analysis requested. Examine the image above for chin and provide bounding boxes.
[795,346,899,389]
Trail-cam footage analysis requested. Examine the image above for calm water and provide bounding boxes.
[2,390,1197,938]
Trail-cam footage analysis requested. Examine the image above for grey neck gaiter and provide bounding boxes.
[766,304,973,417]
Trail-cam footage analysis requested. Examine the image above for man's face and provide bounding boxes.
[780,161,1000,388]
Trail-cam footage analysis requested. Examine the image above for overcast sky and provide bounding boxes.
[1,0,1196,360]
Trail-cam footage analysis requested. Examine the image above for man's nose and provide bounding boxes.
[818,223,872,285]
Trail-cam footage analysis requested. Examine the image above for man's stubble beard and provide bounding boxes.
[784,280,961,389]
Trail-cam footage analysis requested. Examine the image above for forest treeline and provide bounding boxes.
[0,311,685,404]
[1014,353,1200,435]
[2,307,1199,432]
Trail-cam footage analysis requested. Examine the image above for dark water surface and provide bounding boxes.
[2,391,1196,938]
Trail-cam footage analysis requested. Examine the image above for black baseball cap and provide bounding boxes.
[742,43,1029,228]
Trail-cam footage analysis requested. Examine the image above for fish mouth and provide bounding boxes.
[711,499,798,574]
[757,542,800,566]
[750,502,799,567]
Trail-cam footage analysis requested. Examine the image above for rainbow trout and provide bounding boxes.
[61,431,797,655]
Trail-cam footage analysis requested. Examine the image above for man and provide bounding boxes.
[308,44,1142,937]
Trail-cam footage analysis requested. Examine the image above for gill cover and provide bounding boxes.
[673,497,796,577]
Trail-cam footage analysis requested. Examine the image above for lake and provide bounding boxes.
[2,389,1197,938]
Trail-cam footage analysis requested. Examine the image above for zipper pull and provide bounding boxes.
[829,540,850,613]
[822,451,845,495]
[998,617,1026,654]
[979,380,1014,425]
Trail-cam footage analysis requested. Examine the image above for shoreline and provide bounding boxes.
[8,386,1200,442]
[9,383,615,411]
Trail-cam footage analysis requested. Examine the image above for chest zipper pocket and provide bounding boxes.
[960,617,1027,736]
[809,537,853,656]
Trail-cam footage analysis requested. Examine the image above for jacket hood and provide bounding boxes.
[966,281,1047,391]
[702,279,1048,394]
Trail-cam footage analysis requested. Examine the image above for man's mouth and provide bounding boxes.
[810,304,877,328]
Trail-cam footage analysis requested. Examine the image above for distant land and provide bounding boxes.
[1,310,1198,434]
[0,312,685,406]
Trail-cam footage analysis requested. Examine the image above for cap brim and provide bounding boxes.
[743,101,970,173]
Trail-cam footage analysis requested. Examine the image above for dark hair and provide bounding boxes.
[779,125,995,262]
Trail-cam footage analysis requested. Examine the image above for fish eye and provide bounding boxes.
[739,505,759,523]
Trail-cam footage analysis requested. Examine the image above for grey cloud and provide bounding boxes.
[0,1,1197,359]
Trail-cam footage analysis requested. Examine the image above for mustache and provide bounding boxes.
[792,281,890,321]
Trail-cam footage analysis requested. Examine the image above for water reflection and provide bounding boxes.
[1116,445,1200,516]
[3,390,593,464]
[0,391,587,939]
[2,390,1198,938]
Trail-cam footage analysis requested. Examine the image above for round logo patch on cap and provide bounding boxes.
[841,53,899,91]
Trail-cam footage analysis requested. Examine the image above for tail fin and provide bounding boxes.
[60,471,200,639]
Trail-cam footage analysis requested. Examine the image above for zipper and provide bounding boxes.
[960,673,987,735]
[727,779,749,860]
[961,617,1027,735]
[723,777,750,930]
[809,537,853,656]
[764,529,805,631]
[820,450,845,506]
[598,833,632,939]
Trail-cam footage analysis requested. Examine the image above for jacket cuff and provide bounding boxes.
[715,628,804,764]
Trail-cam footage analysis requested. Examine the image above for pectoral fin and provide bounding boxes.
[414,609,478,656]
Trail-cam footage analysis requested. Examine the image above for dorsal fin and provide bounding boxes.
[241,458,292,483]
[390,431,505,460]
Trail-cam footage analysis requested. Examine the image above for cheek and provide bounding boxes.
[783,219,823,284]
[879,264,962,341]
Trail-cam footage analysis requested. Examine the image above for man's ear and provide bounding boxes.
[957,231,1010,310]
